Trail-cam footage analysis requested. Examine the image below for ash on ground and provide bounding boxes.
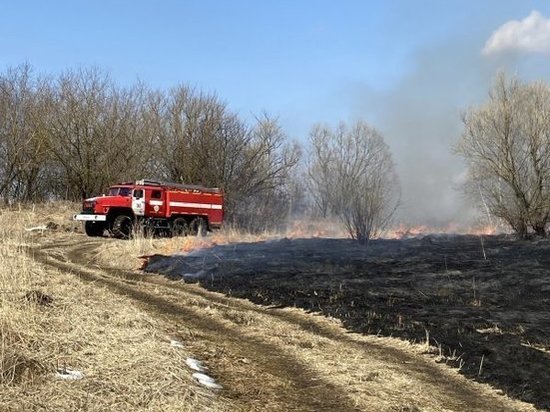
[145,235,550,410]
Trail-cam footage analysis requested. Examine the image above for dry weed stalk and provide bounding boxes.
[478,354,485,376]
[480,235,487,260]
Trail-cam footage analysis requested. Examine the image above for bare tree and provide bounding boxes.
[308,121,400,243]
[159,88,300,230]
[306,124,334,217]
[0,64,53,202]
[39,68,112,199]
[38,68,158,199]
[457,73,550,237]
[227,113,301,231]
[160,86,229,185]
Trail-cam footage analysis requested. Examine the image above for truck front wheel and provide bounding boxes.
[111,214,133,239]
[85,221,105,237]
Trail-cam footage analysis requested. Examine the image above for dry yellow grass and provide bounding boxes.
[1,204,540,411]
[0,203,228,411]
[145,281,538,412]
[95,220,347,271]
[94,228,276,271]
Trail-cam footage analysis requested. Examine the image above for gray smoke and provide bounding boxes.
[349,36,550,228]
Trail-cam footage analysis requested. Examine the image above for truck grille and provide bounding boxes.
[82,207,94,214]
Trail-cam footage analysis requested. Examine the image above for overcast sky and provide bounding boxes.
[2,1,550,226]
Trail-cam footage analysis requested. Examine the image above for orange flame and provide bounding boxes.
[165,220,503,256]
[383,222,501,239]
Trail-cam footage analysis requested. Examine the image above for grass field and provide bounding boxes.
[0,203,542,411]
[0,204,227,411]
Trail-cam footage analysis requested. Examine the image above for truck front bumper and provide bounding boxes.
[73,214,107,222]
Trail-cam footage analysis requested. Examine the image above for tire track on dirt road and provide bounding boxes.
[32,237,537,412]
[31,240,360,412]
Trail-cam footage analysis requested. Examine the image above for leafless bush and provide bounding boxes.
[457,73,550,238]
[307,121,400,243]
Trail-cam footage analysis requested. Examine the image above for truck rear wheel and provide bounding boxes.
[85,221,105,237]
[171,217,189,237]
[189,217,207,236]
[111,214,133,239]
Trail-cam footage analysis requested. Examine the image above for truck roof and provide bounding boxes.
[115,179,222,194]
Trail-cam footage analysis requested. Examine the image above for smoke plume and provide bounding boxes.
[351,31,550,228]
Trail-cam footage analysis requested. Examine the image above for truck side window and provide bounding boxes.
[133,189,144,199]
[152,190,161,199]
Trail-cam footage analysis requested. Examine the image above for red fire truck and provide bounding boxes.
[73,179,223,238]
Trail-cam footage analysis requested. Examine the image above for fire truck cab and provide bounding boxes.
[73,179,223,238]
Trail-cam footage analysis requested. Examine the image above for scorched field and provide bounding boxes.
[146,234,550,410]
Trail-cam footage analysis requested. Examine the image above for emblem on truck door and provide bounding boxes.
[132,189,145,216]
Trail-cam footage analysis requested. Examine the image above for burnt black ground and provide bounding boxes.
[145,235,550,410]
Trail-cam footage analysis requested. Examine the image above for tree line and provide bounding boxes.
[0,64,301,231]
[0,64,548,238]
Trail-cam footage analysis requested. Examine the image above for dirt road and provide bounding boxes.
[31,234,538,412]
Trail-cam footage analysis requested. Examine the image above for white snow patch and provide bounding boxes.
[24,225,48,232]
[55,368,83,380]
[186,358,207,372]
[192,372,222,389]
[170,339,184,348]
[197,379,223,389]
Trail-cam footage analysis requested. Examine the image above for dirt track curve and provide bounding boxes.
[30,235,538,412]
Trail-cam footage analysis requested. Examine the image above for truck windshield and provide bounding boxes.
[108,187,132,197]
